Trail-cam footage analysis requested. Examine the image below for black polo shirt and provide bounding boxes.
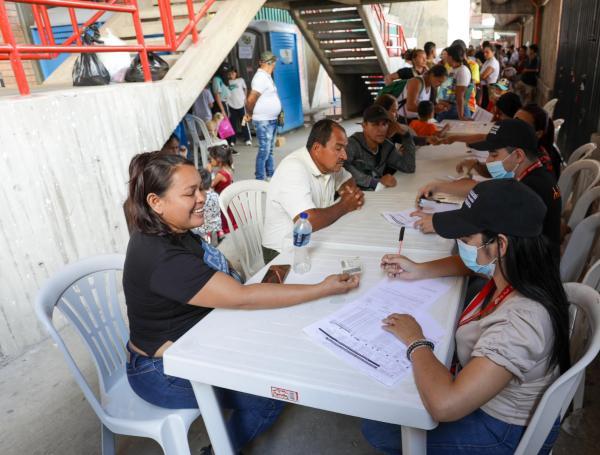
[123,230,216,355]
[520,166,562,256]
[521,56,539,86]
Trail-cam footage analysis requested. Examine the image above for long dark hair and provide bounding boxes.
[483,231,570,373]
[447,44,468,68]
[124,152,194,235]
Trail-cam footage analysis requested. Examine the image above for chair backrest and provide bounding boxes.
[34,254,127,420]
[553,119,564,129]
[543,98,558,118]
[583,259,600,291]
[561,213,600,282]
[219,180,269,278]
[184,114,227,168]
[558,159,600,213]
[567,186,600,230]
[553,119,564,143]
[567,142,597,165]
[515,282,600,455]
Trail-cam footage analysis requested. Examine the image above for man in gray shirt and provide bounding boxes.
[344,105,416,190]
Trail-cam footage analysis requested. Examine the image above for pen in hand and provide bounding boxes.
[398,226,405,255]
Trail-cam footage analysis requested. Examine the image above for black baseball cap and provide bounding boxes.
[432,179,546,238]
[468,119,538,152]
[363,105,392,123]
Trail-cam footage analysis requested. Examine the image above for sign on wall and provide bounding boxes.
[238,33,256,59]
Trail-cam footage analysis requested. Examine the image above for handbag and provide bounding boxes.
[217,117,236,139]
[277,110,285,127]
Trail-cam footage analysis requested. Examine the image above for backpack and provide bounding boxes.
[378,79,409,98]
[380,77,427,122]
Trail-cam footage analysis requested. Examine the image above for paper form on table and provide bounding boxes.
[304,277,452,387]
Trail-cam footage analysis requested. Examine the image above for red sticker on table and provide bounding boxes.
[271,386,299,402]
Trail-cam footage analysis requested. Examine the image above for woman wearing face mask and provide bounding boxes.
[364,179,569,455]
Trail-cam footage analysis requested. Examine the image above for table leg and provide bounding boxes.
[191,382,235,455]
[401,426,427,455]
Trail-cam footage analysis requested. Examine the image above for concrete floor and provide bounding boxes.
[2,122,599,454]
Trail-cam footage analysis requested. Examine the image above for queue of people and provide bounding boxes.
[120,35,573,454]
[386,39,541,122]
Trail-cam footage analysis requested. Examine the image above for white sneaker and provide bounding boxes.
[245,140,252,146]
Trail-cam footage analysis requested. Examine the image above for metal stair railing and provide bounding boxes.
[0,0,216,95]
[370,3,407,57]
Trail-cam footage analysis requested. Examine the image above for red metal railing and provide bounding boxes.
[371,4,407,58]
[0,0,216,94]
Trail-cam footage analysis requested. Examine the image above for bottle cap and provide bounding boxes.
[300,212,308,219]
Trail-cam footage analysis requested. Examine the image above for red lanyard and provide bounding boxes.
[517,160,543,181]
[458,280,514,327]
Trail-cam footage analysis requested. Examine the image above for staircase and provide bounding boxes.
[290,2,394,119]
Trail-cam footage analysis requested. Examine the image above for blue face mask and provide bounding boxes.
[485,155,515,179]
[457,239,497,277]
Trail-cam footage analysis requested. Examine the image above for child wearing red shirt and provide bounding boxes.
[409,101,438,137]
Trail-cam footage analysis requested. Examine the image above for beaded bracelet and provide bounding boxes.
[406,339,435,361]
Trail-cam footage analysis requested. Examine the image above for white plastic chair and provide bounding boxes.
[34,255,200,455]
[553,118,564,144]
[543,98,558,119]
[514,282,600,455]
[567,142,597,165]
[184,114,227,168]
[219,180,269,278]
[561,213,600,282]
[558,159,600,216]
[568,260,600,412]
[582,259,600,292]
[567,186,600,231]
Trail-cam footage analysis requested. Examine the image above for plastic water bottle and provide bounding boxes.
[293,212,312,274]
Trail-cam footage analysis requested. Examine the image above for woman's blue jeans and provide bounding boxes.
[126,345,284,451]
[254,119,278,180]
[362,408,560,454]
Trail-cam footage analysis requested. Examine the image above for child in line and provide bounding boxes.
[193,168,223,245]
[409,101,439,137]
[207,144,237,234]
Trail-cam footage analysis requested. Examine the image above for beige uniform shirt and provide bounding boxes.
[455,294,559,426]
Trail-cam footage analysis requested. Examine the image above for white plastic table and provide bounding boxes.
[163,142,470,454]
[311,191,455,253]
[439,120,494,136]
[164,245,466,455]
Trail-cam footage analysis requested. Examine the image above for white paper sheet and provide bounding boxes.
[418,199,461,213]
[304,277,451,387]
[381,209,422,228]
[472,108,494,122]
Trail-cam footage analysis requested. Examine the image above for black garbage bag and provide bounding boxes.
[125,52,170,82]
[72,26,110,86]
